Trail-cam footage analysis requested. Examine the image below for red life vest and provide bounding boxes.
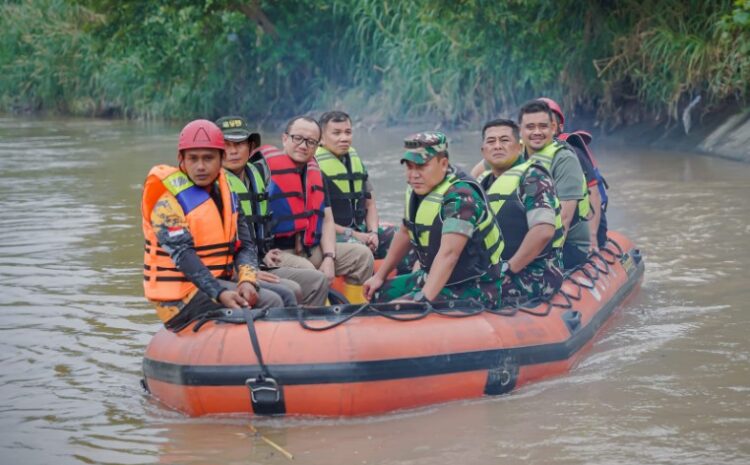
[256,145,325,247]
[142,165,238,303]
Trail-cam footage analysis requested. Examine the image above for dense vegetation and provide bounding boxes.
[1,0,748,129]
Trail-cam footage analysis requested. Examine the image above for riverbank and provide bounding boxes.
[589,105,750,163]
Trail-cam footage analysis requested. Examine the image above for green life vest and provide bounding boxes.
[483,160,564,260]
[529,140,591,222]
[403,173,504,285]
[315,146,370,229]
[224,165,272,253]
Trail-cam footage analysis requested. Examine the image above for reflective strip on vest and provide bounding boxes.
[403,174,503,285]
[530,140,591,220]
[315,146,369,228]
[225,165,269,218]
[485,160,564,259]
[225,166,273,254]
[142,166,238,303]
[315,147,366,193]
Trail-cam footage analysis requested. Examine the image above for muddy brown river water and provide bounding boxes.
[0,116,748,464]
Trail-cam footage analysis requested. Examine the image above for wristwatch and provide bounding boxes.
[322,252,336,261]
[413,291,430,303]
[342,227,353,240]
[501,261,514,276]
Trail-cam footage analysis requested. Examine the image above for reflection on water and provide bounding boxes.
[1,117,749,465]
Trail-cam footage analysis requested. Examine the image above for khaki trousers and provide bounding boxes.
[277,242,374,285]
[268,267,328,306]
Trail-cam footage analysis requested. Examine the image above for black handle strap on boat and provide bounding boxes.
[567,272,596,290]
[241,308,286,414]
[550,286,574,311]
[241,308,271,380]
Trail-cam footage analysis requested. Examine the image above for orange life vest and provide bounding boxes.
[256,145,325,247]
[142,165,238,302]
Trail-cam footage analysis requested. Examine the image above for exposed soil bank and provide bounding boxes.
[574,104,750,163]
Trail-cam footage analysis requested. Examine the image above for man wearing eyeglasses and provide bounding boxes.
[216,115,329,306]
[253,116,374,287]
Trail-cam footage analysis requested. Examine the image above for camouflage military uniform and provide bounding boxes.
[486,164,564,303]
[350,224,417,275]
[375,176,504,309]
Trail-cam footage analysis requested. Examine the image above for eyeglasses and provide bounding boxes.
[286,132,319,149]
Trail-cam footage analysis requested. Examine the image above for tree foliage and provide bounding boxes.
[1,0,747,128]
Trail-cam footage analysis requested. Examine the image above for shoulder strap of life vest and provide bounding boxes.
[404,174,503,265]
[531,140,591,222]
[160,169,211,215]
[315,147,368,184]
[403,174,456,245]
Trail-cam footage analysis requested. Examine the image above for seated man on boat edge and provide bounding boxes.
[315,110,415,274]
[477,118,564,302]
[537,97,609,251]
[363,131,505,308]
[215,115,329,306]
[468,98,608,254]
[519,100,592,270]
[141,119,283,331]
[315,111,381,254]
[250,116,374,288]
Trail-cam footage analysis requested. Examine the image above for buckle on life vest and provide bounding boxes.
[246,376,281,404]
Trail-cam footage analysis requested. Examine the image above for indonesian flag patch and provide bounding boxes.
[167,226,186,238]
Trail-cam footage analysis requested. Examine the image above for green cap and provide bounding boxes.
[401,131,449,164]
[215,116,261,145]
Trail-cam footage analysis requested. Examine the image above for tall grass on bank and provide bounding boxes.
[1,0,748,128]
[594,0,750,129]
[0,0,105,114]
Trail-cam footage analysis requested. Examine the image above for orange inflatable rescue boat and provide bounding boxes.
[142,231,643,417]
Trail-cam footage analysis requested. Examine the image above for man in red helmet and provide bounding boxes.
[537,97,608,251]
[518,100,591,270]
[141,119,283,331]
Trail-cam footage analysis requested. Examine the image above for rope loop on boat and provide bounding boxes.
[180,237,635,333]
[291,237,633,330]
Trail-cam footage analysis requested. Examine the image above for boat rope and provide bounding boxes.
[184,237,631,333]
[290,236,631,330]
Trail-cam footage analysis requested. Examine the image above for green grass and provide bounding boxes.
[0,0,747,128]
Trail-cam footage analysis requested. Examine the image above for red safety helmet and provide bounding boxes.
[537,97,565,128]
[177,119,225,152]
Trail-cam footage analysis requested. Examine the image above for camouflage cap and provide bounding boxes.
[215,116,261,145]
[401,131,449,165]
